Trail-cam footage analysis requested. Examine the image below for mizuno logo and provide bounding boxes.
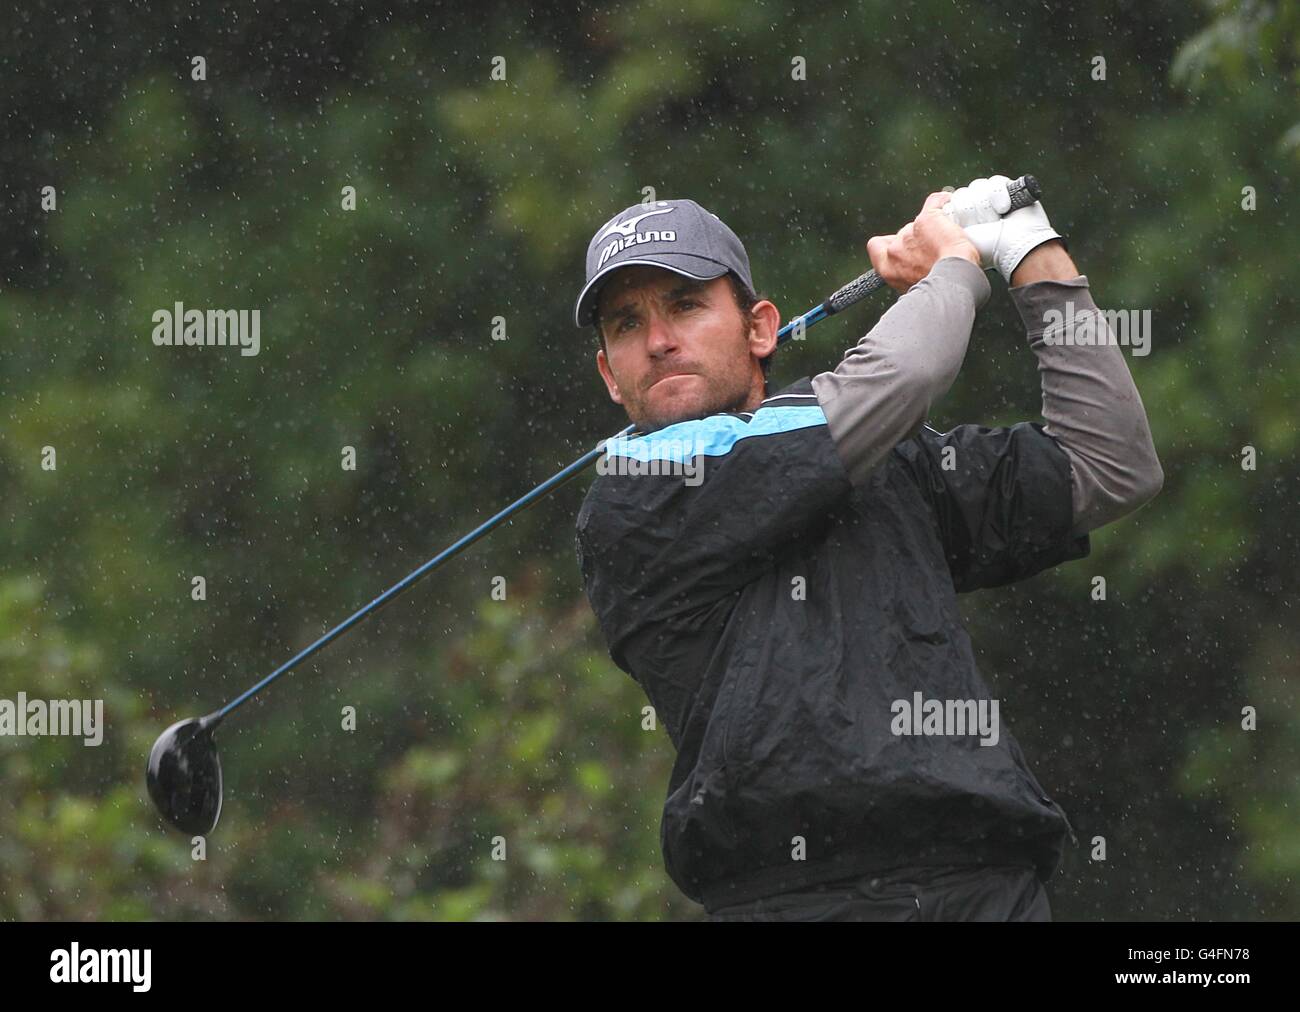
[599,206,674,240]
[597,228,678,268]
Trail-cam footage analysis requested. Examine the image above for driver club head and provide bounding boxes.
[146,714,223,835]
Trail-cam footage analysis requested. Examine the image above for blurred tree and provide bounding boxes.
[0,0,1294,920]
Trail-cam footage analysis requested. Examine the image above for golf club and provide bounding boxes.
[146,175,1043,836]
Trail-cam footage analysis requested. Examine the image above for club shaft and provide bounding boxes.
[216,432,627,718]
[216,173,1041,718]
[215,311,826,717]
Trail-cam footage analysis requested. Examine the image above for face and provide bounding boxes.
[594,266,779,433]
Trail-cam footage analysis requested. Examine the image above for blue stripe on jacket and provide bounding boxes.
[605,404,827,463]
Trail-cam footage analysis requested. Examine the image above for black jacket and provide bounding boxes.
[575,377,1089,911]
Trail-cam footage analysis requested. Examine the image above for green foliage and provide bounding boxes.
[0,1,1295,919]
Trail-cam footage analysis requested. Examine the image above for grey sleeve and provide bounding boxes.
[811,256,990,486]
[1009,276,1164,537]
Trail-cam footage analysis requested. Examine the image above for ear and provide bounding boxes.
[595,348,624,405]
[747,299,780,363]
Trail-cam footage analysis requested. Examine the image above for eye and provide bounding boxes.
[676,299,699,311]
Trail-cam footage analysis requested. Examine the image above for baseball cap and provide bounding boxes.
[573,199,755,328]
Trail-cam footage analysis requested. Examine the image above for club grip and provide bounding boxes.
[825,270,889,314]
[824,173,1043,315]
[1006,174,1041,211]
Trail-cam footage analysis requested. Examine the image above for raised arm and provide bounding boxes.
[812,192,988,487]
[1007,241,1164,536]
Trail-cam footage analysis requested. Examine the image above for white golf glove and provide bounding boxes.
[954,174,1062,283]
[945,174,1016,227]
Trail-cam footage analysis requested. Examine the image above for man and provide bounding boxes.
[571,180,1163,921]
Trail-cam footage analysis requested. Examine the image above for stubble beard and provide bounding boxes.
[632,372,753,433]
[627,321,758,434]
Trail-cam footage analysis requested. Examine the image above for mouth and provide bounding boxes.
[649,372,695,391]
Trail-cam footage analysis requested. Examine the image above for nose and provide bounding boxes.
[643,309,680,358]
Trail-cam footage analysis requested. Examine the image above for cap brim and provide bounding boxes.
[573,254,733,328]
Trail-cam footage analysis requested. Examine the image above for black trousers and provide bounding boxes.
[706,864,1051,922]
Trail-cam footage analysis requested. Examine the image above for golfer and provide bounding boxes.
[572,179,1162,922]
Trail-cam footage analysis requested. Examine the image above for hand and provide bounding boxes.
[867,192,981,293]
[945,174,1016,227]
[963,190,1063,283]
